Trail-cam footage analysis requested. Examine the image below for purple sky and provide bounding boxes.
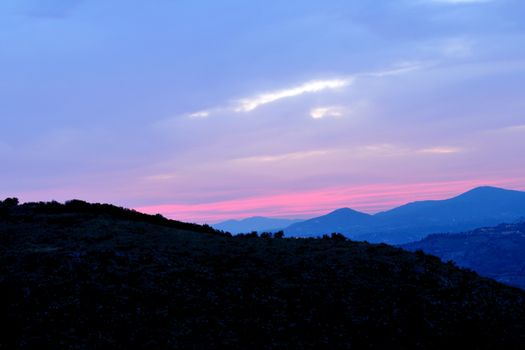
[1,0,525,223]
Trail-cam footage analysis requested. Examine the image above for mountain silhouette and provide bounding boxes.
[283,207,372,237]
[212,216,303,234]
[284,186,525,244]
[403,222,525,289]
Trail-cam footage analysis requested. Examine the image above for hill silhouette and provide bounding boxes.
[403,222,525,289]
[284,186,525,243]
[2,199,525,349]
[213,216,303,234]
[284,207,372,236]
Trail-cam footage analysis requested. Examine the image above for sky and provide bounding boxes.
[1,0,525,223]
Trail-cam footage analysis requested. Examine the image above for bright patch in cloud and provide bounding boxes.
[233,150,330,163]
[146,173,178,181]
[173,62,426,122]
[189,110,211,119]
[235,78,351,112]
[310,106,346,119]
[481,124,525,136]
[358,144,409,156]
[419,147,463,154]
[501,125,525,132]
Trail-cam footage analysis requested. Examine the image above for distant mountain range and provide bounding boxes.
[212,216,303,234]
[283,186,525,244]
[403,222,525,289]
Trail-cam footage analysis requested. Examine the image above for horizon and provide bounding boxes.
[138,182,525,223]
[2,0,525,223]
[8,183,525,224]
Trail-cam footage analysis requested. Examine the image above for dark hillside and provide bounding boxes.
[403,222,525,289]
[0,199,218,235]
[2,200,525,349]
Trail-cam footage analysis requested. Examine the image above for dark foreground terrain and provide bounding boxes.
[404,222,525,289]
[2,200,525,349]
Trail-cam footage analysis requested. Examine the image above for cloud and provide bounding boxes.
[232,143,463,165]
[364,61,428,78]
[188,110,211,119]
[233,150,330,163]
[159,61,426,124]
[357,144,409,157]
[145,173,179,182]
[234,78,352,112]
[482,124,525,135]
[418,146,463,154]
[500,124,525,133]
[310,106,346,119]
[356,144,463,157]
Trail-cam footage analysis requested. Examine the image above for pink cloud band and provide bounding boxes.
[135,178,525,223]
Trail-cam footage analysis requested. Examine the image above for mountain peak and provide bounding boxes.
[464,186,506,194]
[454,186,522,201]
[331,207,364,214]
[213,216,303,234]
[284,207,371,237]
[325,207,372,219]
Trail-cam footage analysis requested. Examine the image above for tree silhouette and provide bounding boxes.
[260,232,272,239]
[1,197,19,207]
